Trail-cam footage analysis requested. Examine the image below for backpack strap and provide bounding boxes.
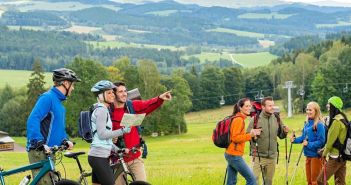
[126,100,143,135]
[253,115,259,129]
[126,100,135,114]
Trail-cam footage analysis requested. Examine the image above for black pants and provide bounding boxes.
[88,156,114,185]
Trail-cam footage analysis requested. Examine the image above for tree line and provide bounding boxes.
[1,34,351,137]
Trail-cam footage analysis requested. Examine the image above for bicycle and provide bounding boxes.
[0,145,79,185]
[64,147,137,185]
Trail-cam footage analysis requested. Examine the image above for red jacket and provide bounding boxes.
[111,97,164,162]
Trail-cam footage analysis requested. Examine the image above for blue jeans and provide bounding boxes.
[225,153,256,185]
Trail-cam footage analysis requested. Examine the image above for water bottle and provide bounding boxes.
[19,175,31,185]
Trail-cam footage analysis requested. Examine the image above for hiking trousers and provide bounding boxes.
[317,157,346,185]
[252,157,275,185]
[305,157,322,185]
[116,157,146,185]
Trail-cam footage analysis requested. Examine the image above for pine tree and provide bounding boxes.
[26,59,46,107]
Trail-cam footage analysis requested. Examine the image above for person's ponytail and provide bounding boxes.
[232,98,250,115]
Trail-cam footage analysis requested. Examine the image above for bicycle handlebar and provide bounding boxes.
[116,147,138,154]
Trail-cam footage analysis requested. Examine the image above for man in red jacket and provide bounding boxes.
[111,81,172,183]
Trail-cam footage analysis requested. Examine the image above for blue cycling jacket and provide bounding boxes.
[26,87,68,151]
[293,119,326,157]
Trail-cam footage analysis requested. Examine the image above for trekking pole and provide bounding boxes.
[288,130,295,163]
[290,136,307,185]
[323,158,327,185]
[223,168,227,185]
[285,137,288,185]
[255,140,265,185]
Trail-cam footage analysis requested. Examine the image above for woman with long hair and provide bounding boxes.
[224,98,260,185]
[290,101,326,185]
[317,96,348,185]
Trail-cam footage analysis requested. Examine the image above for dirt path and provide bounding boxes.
[13,143,26,152]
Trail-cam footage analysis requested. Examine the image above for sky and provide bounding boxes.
[283,0,351,6]
[284,0,350,2]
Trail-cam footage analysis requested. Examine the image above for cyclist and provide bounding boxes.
[26,68,80,185]
[111,81,172,184]
[88,80,131,185]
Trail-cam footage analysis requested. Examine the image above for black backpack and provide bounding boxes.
[78,104,100,143]
[332,119,351,161]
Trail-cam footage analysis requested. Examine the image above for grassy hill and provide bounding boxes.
[1,103,350,184]
[0,70,52,89]
[182,52,278,68]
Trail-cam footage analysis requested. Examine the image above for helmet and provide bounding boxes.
[53,68,81,82]
[91,80,116,94]
[328,96,343,111]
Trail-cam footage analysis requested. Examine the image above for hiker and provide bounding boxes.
[87,80,131,185]
[225,98,261,185]
[290,101,326,185]
[26,68,80,185]
[111,81,172,184]
[317,96,348,185]
[247,96,289,185]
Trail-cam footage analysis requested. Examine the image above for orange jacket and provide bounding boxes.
[225,112,252,156]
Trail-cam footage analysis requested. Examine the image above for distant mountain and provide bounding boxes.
[1,0,351,49]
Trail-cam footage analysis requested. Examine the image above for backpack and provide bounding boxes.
[250,101,282,163]
[78,104,100,143]
[332,119,351,161]
[212,115,238,148]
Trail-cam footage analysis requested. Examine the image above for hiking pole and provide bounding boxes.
[323,158,327,185]
[255,140,265,185]
[285,137,288,185]
[290,136,307,185]
[223,168,227,185]
[288,130,295,163]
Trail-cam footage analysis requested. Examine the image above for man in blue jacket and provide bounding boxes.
[26,68,80,184]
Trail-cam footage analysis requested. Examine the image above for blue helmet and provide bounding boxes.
[91,80,116,94]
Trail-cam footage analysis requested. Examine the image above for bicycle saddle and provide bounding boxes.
[64,151,86,158]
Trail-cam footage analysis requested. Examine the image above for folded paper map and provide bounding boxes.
[120,113,146,127]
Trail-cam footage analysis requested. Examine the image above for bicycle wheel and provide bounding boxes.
[55,179,80,185]
[122,172,135,185]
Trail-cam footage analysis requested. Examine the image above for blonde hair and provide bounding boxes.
[306,101,323,129]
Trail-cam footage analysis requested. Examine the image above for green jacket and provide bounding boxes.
[322,114,347,157]
[247,111,287,158]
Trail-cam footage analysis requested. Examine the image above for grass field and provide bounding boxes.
[316,21,351,28]
[1,103,350,184]
[87,41,186,51]
[0,70,52,89]
[182,52,277,68]
[63,25,102,34]
[238,12,295,20]
[146,10,178,16]
[208,28,266,38]
[232,52,278,68]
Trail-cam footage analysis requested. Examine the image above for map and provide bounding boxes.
[120,113,146,127]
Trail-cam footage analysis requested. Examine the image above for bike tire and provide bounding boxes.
[55,179,80,185]
[122,172,135,185]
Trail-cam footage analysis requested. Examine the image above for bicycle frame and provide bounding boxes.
[0,156,55,185]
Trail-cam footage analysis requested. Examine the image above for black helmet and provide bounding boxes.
[53,68,81,82]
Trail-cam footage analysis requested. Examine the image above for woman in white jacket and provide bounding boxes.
[88,80,131,185]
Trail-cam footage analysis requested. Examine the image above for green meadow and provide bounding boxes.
[207,28,291,39]
[183,52,277,68]
[0,70,52,89]
[1,104,350,184]
[87,41,185,51]
[316,21,351,28]
[238,13,295,20]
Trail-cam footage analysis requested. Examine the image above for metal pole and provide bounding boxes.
[284,81,295,118]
